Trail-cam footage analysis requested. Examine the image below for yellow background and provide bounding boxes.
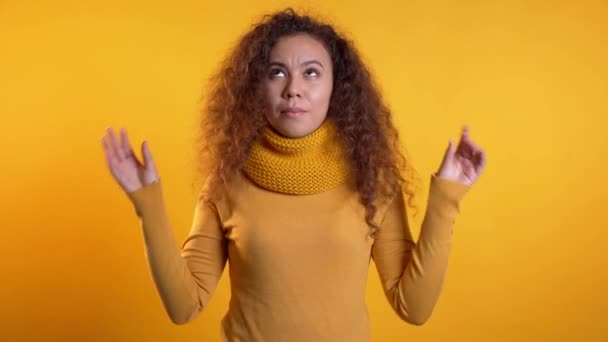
[1,0,607,341]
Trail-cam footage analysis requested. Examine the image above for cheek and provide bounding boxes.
[264,85,281,108]
[263,83,273,99]
[311,83,333,107]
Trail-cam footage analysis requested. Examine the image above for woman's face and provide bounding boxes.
[263,33,334,138]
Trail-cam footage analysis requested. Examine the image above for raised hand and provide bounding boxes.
[101,127,160,193]
[435,125,486,187]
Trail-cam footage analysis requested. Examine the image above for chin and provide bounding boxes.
[276,126,311,138]
[266,114,326,138]
[268,121,313,138]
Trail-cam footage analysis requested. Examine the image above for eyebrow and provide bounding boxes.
[268,60,325,69]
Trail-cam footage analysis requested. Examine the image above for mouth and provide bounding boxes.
[280,107,306,117]
[281,111,306,118]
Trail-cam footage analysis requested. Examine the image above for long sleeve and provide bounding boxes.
[371,173,471,325]
[125,180,228,325]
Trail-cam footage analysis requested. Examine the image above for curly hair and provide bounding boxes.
[192,8,423,237]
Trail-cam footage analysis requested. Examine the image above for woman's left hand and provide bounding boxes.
[435,125,486,187]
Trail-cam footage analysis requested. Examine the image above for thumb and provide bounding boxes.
[438,139,453,169]
[443,139,456,163]
[141,140,156,170]
[444,139,454,156]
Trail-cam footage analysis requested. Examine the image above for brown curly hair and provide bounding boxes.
[192,8,423,237]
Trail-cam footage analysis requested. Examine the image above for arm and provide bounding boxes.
[371,173,470,325]
[125,180,228,325]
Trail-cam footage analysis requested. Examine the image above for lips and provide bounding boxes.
[280,106,305,114]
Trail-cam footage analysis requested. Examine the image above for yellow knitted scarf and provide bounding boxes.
[242,118,350,195]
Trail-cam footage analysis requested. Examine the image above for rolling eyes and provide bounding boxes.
[269,68,319,79]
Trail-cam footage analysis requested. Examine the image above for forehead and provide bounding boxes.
[269,33,331,63]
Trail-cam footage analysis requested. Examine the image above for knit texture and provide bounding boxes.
[242,119,350,194]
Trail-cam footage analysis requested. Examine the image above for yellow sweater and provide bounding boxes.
[125,122,471,341]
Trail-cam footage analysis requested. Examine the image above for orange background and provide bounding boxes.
[1,0,607,341]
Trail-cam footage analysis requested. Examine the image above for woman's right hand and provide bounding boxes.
[101,127,160,193]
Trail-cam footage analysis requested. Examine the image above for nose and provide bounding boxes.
[282,76,301,99]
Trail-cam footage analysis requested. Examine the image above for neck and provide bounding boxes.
[242,118,351,194]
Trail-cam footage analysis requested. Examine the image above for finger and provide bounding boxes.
[102,135,118,168]
[455,135,473,158]
[462,132,481,152]
[473,149,486,174]
[102,134,117,162]
[458,140,478,158]
[457,132,481,159]
[141,140,156,171]
[103,129,117,160]
[462,125,470,136]
[458,125,469,144]
[448,139,456,157]
[107,127,125,161]
[461,126,485,153]
[440,139,455,166]
[459,126,473,145]
[120,128,135,158]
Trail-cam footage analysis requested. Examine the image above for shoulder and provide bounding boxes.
[374,186,407,225]
[197,171,252,222]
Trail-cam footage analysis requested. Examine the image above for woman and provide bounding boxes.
[101,8,486,342]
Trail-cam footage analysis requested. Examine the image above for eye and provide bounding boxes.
[269,68,286,78]
[304,68,319,77]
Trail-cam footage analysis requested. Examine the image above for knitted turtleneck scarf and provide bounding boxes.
[242,118,350,195]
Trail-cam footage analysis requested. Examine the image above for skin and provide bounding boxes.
[100,34,487,194]
[435,126,487,186]
[262,33,334,138]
